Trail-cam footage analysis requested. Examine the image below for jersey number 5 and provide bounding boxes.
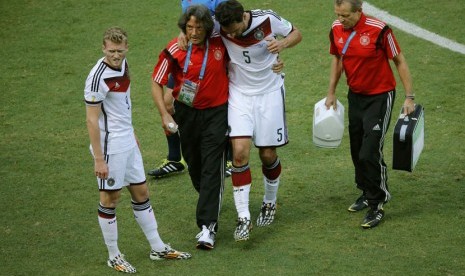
[243,51,251,64]
[277,128,283,142]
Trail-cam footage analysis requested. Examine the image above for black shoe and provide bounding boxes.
[348,194,368,212]
[147,159,186,178]
[361,208,385,229]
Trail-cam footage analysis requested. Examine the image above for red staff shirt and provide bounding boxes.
[152,34,229,109]
[330,13,401,95]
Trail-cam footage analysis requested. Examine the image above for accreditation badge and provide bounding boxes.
[178,79,199,107]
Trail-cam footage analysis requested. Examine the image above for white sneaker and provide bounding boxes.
[196,225,216,250]
[107,254,136,273]
[234,217,252,241]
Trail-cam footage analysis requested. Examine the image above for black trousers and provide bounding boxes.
[174,100,228,231]
[347,90,395,208]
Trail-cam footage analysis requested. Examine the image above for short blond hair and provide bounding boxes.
[102,27,128,45]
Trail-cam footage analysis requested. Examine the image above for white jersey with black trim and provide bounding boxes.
[84,57,136,155]
[220,9,294,95]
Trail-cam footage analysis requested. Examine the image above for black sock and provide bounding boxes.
[167,133,181,162]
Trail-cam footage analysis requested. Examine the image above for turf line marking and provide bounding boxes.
[364,2,465,55]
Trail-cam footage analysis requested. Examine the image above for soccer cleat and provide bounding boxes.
[225,161,233,177]
[361,208,385,229]
[147,158,187,178]
[348,194,368,212]
[256,202,277,227]
[149,244,192,260]
[234,217,252,241]
[196,225,216,250]
[107,254,136,274]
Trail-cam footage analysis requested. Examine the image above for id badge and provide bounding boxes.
[178,79,199,107]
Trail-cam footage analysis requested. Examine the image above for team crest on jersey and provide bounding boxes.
[107,178,115,187]
[254,28,265,41]
[338,37,344,44]
[360,35,370,46]
[214,49,223,60]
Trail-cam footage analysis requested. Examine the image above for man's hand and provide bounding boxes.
[94,158,109,179]
[272,57,284,73]
[177,32,188,50]
[266,37,286,54]
[403,98,415,115]
[325,94,338,110]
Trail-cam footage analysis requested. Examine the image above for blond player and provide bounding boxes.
[84,27,190,273]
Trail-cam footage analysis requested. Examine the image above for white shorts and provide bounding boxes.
[228,86,288,147]
[94,145,146,190]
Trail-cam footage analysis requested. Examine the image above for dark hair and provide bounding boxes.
[178,4,214,38]
[215,0,244,27]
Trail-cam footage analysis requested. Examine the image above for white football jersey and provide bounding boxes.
[84,58,136,154]
[220,10,294,95]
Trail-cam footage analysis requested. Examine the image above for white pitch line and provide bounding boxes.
[364,2,465,55]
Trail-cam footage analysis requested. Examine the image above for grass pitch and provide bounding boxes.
[1,0,464,275]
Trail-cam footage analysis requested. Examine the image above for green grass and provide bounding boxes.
[1,0,464,275]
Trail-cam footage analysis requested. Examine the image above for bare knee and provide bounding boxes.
[231,139,251,166]
[259,147,278,166]
[128,183,149,203]
[99,190,121,208]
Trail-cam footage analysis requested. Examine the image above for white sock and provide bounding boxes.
[98,215,120,259]
[263,176,280,204]
[132,200,165,252]
[233,184,251,219]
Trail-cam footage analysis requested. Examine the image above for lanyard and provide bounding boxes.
[183,40,209,80]
[342,30,356,55]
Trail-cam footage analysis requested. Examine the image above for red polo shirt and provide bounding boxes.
[329,13,401,95]
[152,34,229,109]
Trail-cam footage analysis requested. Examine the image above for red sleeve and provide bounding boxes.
[329,28,339,55]
[382,28,401,59]
[151,45,175,86]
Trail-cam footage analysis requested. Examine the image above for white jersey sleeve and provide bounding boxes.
[84,57,110,104]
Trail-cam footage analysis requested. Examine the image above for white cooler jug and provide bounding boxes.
[313,97,345,148]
